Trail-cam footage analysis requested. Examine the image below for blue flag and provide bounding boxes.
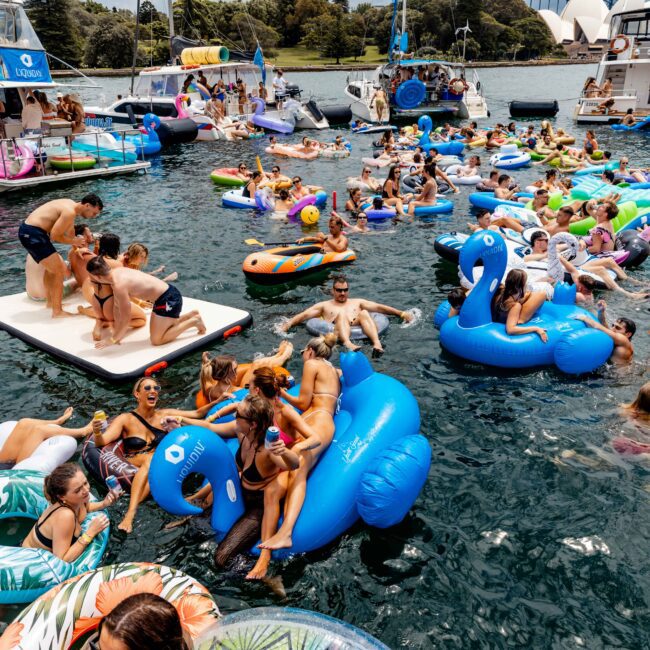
[253,45,266,85]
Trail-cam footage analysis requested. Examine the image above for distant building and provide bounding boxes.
[528,0,613,46]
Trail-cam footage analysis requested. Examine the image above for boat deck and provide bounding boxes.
[0,161,150,193]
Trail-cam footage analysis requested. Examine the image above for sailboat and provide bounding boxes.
[344,0,489,123]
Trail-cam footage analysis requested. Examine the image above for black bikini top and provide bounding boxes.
[34,505,79,549]
[123,411,167,454]
[235,443,276,486]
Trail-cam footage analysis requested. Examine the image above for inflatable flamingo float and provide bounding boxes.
[175,93,219,141]
[0,142,34,179]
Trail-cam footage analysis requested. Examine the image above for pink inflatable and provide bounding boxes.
[265,144,319,160]
[0,143,34,179]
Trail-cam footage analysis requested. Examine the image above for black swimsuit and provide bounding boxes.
[34,505,80,549]
[123,411,167,456]
[235,443,276,486]
[92,280,114,309]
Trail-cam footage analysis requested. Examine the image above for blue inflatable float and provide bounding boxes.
[395,79,426,110]
[468,191,532,211]
[436,231,614,374]
[125,113,162,156]
[417,115,464,156]
[611,115,650,131]
[149,352,430,556]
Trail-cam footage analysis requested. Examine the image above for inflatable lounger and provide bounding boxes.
[0,292,251,382]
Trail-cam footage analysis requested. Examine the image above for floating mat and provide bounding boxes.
[0,292,252,382]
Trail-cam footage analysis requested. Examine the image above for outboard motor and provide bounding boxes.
[285,83,302,99]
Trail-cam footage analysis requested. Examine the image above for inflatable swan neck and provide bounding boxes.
[340,350,374,387]
[251,97,265,116]
[418,115,432,147]
[458,231,508,329]
[175,93,190,119]
[547,232,578,284]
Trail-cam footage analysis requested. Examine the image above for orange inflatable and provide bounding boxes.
[196,364,291,407]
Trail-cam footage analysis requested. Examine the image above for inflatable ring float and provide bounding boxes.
[242,244,356,285]
[0,469,109,604]
[194,607,388,649]
[305,312,389,340]
[82,436,138,492]
[1,562,219,649]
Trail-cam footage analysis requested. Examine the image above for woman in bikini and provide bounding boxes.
[259,332,341,553]
[178,395,300,569]
[198,341,294,405]
[92,377,220,533]
[586,201,618,255]
[242,171,262,199]
[0,408,92,469]
[491,269,548,342]
[407,164,438,215]
[22,463,115,560]
[382,165,410,217]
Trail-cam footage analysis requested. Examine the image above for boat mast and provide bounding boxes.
[168,0,175,63]
[401,0,406,42]
[130,0,141,96]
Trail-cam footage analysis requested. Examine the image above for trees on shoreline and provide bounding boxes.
[26,0,559,69]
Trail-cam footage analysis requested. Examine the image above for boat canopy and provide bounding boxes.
[0,1,53,88]
[393,58,464,68]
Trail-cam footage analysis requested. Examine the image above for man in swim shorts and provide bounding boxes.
[85,257,205,348]
[297,215,349,253]
[18,194,104,317]
[575,300,635,363]
[281,275,412,356]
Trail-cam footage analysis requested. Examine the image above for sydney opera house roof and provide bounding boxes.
[538,0,611,44]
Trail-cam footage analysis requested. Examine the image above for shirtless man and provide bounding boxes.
[407,164,437,215]
[85,257,205,348]
[546,206,575,236]
[494,174,519,201]
[280,275,412,356]
[575,300,635,363]
[298,215,349,252]
[18,194,103,317]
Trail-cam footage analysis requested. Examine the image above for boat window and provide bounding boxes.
[135,74,179,98]
[114,101,177,117]
[623,18,650,37]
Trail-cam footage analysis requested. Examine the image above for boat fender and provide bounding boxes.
[356,434,431,528]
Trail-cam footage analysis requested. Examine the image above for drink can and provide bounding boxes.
[93,410,108,432]
[265,426,280,449]
[287,375,295,388]
[105,475,122,495]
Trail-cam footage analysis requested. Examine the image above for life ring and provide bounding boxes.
[305,312,390,340]
[195,364,291,408]
[2,563,219,649]
[449,78,469,94]
[0,469,109,604]
[610,34,630,55]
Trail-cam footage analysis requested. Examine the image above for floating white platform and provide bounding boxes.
[0,292,251,381]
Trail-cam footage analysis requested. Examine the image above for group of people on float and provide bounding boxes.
[18,195,205,347]
[4,271,411,582]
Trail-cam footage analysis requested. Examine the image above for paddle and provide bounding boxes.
[245,238,309,247]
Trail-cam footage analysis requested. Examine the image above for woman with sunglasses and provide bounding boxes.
[179,395,300,569]
[259,333,341,554]
[91,377,220,533]
[346,168,380,195]
[382,165,411,217]
[234,163,251,182]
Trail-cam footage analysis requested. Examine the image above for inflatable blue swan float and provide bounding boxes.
[149,352,431,556]
[435,231,614,374]
[417,115,464,157]
[250,97,296,134]
[125,113,162,156]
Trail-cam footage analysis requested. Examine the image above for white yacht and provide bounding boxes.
[84,54,329,137]
[574,0,650,123]
[344,0,488,123]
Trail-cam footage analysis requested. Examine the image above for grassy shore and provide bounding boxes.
[270,45,386,67]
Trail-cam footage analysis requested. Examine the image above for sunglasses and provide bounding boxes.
[142,384,161,392]
[235,412,253,422]
[239,166,247,170]
[363,170,372,174]
[334,287,349,292]
[272,168,280,173]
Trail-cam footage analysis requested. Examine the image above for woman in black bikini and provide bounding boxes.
[242,171,263,199]
[92,377,220,533]
[382,165,409,216]
[22,463,115,560]
[178,395,300,569]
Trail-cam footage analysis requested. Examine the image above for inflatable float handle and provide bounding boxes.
[340,350,374,387]
[150,425,244,538]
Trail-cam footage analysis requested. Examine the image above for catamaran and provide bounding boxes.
[344,0,488,123]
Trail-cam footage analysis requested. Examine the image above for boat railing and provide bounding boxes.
[579,88,638,100]
[0,129,146,180]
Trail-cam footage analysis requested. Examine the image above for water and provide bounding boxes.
[1,64,649,647]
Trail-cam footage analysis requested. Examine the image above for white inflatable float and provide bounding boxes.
[0,292,251,381]
[0,422,77,472]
